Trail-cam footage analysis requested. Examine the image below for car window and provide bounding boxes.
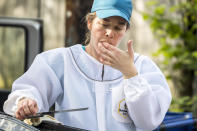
[0,27,25,90]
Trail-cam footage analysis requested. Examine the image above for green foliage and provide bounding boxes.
[169,96,197,115]
[0,27,25,90]
[143,0,197,112]
[143,0,197,71]
[169,96,194,112]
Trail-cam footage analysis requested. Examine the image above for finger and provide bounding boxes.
[15,111,21,119]
[18,111,25,120]
[22,100,32,115]
[99,57,112,66]
[16,102,23,119]
[102,42,124,59]
[28,100,38,115]
[99,53,113,64]
[102,42,116,52]
[98,42,116,59]
[15,111,22,120]
[101,60,112,66]
[127,40,134,57]
[17,103,26,118]
[16,108,25,120]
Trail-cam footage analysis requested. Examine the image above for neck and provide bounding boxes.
[85,44,100,61]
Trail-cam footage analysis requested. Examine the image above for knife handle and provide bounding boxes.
[25,114,44,119]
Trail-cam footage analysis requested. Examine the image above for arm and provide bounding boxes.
[3,53,63,117]
[98,40,171,130]
[124,56,171,130]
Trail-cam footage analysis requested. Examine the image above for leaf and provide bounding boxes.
[142,13,149,20]
[154,5,166,16]
[146,0,158,7]
[169,5,179,13]
[192,51,197,58]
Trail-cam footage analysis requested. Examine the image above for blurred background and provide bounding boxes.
[0,0,197,116]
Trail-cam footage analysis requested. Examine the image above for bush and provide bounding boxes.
[143,0,197,113]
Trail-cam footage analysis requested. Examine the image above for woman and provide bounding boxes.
[4,0,172,130]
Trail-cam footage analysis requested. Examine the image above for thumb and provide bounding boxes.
[127,40,134,57]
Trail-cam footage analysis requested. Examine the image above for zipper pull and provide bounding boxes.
[101,65,104,81]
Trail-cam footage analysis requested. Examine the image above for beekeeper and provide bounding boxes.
[4,0,172,130]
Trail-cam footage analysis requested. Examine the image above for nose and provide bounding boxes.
[105,29,114,38]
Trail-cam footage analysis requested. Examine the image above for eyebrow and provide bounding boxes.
[103,18,110,22]
[118,21,126,25]
[103,18,126,26]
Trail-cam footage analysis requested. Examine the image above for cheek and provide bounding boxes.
[92,27,104,37]
[113,32,125,45]
[91,27,104,42]
[117,31,126,39]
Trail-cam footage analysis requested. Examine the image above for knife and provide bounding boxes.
[25,107,88,119]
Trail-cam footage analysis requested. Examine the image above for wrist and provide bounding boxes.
[122,65,138,79]
[123,71,138,79]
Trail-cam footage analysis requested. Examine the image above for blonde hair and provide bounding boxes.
[84,12,97,45]
[84,12,130,45]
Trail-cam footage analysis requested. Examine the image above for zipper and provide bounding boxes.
[101,65,104,81]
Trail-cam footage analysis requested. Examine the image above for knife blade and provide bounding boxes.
[25,107,88,119]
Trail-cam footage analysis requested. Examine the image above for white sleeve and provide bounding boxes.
[124,56,172,130]
[111,55,171,130]
[3,54,63,115]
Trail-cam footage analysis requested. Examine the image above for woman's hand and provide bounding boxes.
[98,40,138,79]
[15,97,38,120]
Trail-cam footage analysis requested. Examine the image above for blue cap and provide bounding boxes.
[91,0,132,24]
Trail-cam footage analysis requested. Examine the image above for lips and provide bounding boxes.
[99,40,111,45]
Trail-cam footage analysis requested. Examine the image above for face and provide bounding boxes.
[87,16,127,58]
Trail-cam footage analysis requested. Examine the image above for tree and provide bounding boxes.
[65,0,93,47]
[143,0,197,113]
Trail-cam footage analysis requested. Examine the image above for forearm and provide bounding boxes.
[124,76,171,130]
[3,91,39,116]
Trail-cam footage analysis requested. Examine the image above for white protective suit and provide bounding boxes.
[4,44,172,131]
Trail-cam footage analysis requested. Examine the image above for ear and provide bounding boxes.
[87,20,92,30]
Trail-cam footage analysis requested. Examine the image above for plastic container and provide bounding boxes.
[154,112,197,131]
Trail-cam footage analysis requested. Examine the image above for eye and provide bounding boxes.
[102,24,109,28]
[114,26,122,31]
